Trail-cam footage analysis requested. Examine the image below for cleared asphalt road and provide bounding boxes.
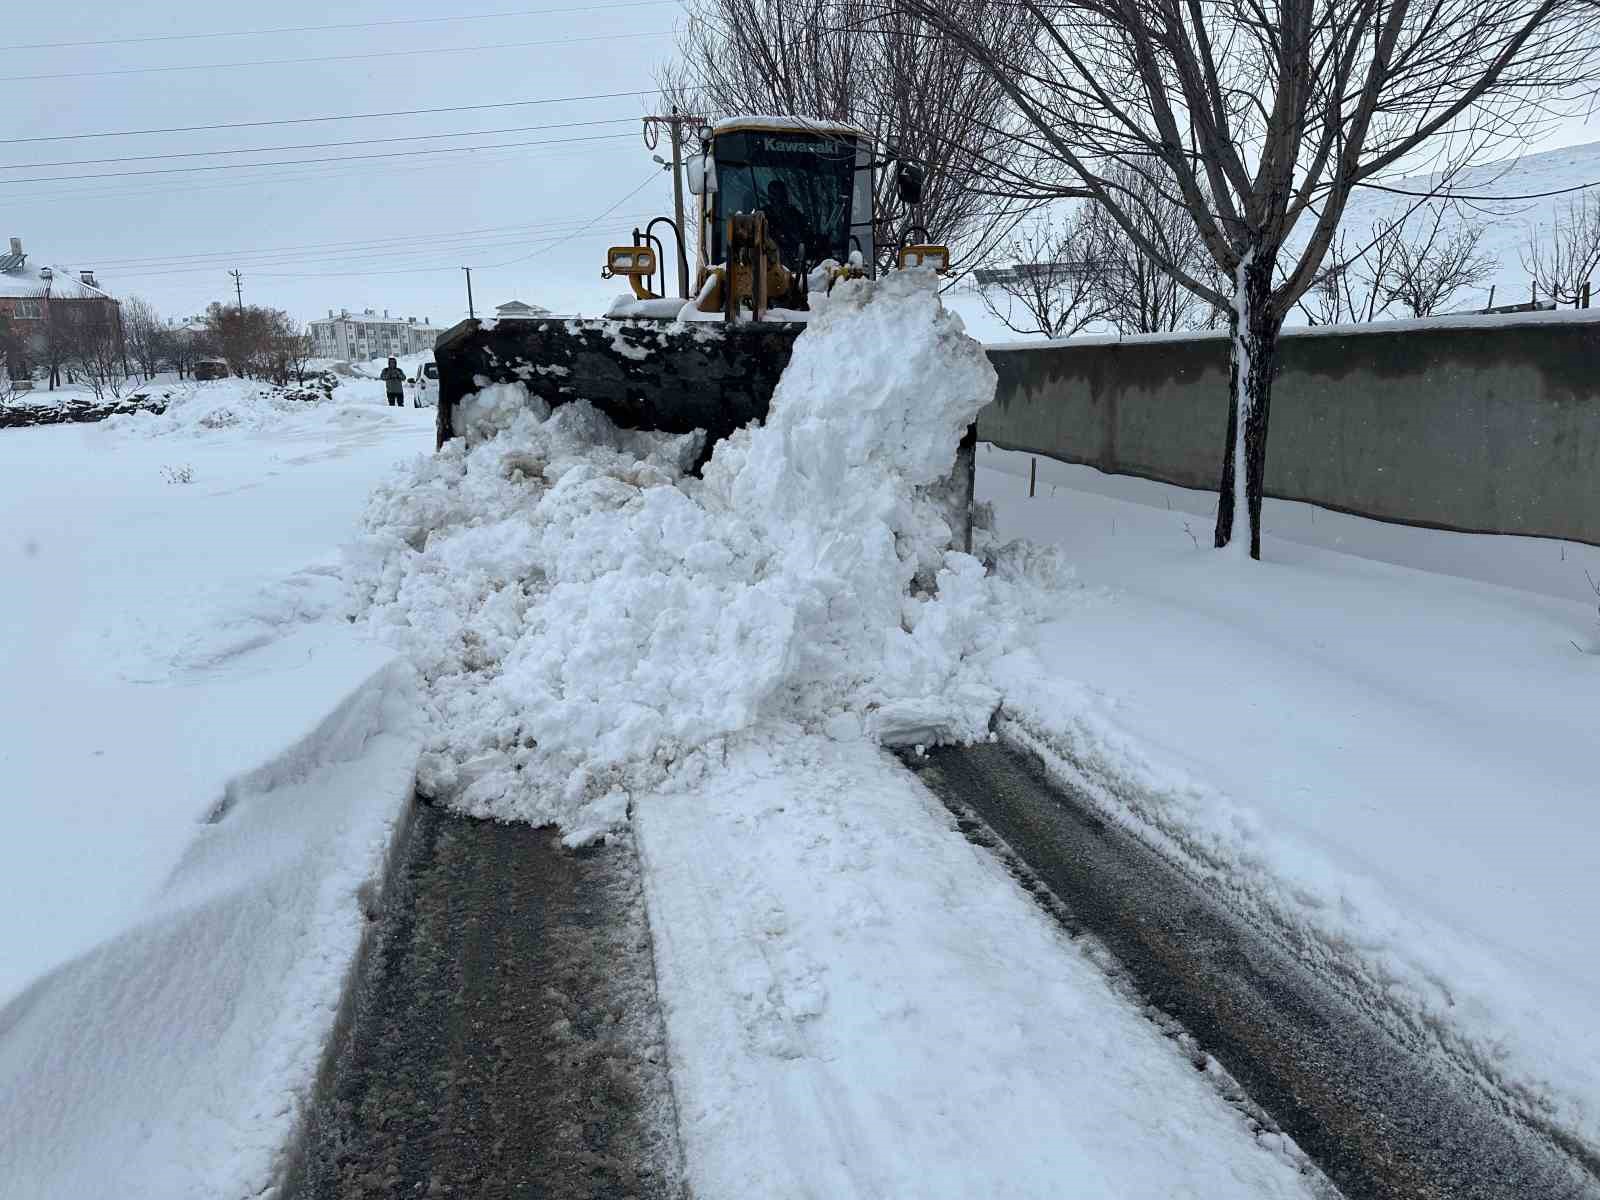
[281,804,685,1200]
[907,742,1600,1200]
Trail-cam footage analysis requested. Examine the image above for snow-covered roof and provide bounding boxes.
[711,115,868,142]
[494,300,551,317]
[0,260,113,301]
[313,309,437,327]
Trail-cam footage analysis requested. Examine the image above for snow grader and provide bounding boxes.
[431,116,974,543]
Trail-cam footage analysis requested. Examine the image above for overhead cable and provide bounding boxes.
[16,1,677,50]
[1,132,635,185]
[2,118,638,170]
[0,29,670,83]
[0,90,659,145]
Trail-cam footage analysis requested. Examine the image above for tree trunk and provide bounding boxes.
[1213,252,1279,559]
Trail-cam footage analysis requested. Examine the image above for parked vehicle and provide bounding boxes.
[413,360,438,408]
[192,359,229,381]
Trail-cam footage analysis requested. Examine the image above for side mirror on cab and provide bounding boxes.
[895,161,925,206]
[685,152,718,196]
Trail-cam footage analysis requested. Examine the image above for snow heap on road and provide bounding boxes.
[348,270,1066,837]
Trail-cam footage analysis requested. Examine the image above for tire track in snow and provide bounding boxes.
[281,804,686,1200]
[906,742,1600,1200]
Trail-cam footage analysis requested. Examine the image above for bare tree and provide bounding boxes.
[123,296,165,382]
[1296,202,1495,323]
[205,301,296,380]
[1387,209,1496,317]
[0,317,26,400]
[1521,190,1600,307]
[976,209,1110,337]
[283,326,315,384]
[33,289,67,390]
[895,0,1600,557]
[1296,222,1405,325]
[167,319,212,380]
[660,0,1039,272]
[1088,163,1211,333]
[62,305,128,400]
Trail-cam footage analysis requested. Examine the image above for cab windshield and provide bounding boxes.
[711,129,859,271]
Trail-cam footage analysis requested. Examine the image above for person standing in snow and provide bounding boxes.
[380,357,406,407]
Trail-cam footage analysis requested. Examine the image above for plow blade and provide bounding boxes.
[430,315,974,552]
[433,317,805,452]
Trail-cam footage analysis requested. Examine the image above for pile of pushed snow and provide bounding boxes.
[347,270,1067,838]
[103,378,342,437]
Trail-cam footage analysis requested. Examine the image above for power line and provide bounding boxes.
[15,1,679,50]
[1352,177,1600,201]
[2,132,635,186]
[83,215,655,269]
[2,118,639,171]
[76,179,672,284]
[96,220,664,279]
[2,137,617,206]
[0,89,659,146]
[0,29,671,83]
[478,170,666,268]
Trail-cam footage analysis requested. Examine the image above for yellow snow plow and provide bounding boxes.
[433,116,971,540]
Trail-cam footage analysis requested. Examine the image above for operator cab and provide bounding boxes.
[603,113,944,318]
[701,119,875,277]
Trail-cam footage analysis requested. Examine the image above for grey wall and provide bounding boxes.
[978,314,1600,545]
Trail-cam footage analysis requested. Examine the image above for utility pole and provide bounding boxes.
[462,266,475,319]
[642,108,703,299]
[229,269,244,313]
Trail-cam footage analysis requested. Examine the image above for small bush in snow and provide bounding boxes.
[161,464,195,485]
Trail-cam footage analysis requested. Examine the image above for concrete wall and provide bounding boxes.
[978,312,1600,545]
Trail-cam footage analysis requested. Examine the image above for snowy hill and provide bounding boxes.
[1313,137,1600,313]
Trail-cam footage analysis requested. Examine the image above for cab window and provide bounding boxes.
[711,130,859,270]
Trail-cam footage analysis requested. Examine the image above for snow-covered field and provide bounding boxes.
[0,377,431,1197]
[982,448,1600,1156]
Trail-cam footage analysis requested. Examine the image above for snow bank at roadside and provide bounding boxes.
[347,270,1066,837]
[0,659,421,1200]
[102,377,345,438]
[978,463,1600,1163]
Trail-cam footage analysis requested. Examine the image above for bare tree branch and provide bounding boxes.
[890,0,1600,556]
[660,0,1042,270]
[975,207,1114,336]
[1521,189,1600,304]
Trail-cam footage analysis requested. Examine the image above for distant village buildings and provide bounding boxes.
[492,300,552,319]
[309,308,442,361]
[0,237,123,381]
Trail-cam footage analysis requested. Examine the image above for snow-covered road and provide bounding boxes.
[635,731,1325,1197]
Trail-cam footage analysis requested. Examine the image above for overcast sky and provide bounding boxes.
[8,2,1600,338]
[7,1,687,329]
